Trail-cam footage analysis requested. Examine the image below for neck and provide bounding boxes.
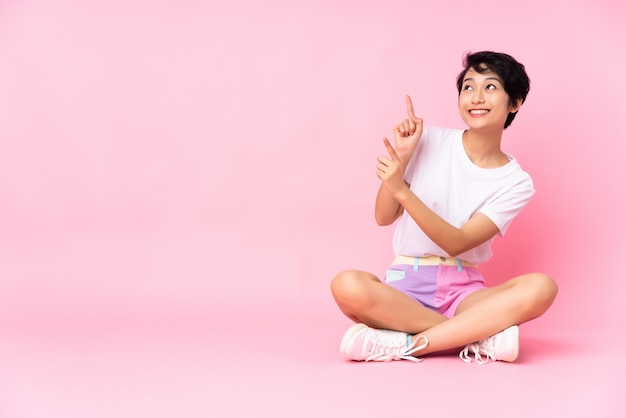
[462,129,508,168]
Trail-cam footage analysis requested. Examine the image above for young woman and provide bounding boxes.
[331,51,558,363]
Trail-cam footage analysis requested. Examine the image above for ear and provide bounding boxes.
[509,98,523,113]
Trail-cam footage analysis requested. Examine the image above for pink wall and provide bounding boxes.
[1,0,624,334]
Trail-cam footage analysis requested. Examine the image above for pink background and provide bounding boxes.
[0,0,624,416]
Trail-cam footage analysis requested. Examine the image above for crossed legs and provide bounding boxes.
[330,269,558,357]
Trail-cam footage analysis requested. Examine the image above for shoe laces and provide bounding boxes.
[365,331,429,362]
[459,337,496,364]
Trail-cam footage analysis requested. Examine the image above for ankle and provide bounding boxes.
[410,334,429,356]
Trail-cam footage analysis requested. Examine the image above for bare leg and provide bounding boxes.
[332,269,557,358]
[413,273,558,355]
[330,269,447,334]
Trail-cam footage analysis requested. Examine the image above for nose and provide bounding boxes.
[471,89,485,104]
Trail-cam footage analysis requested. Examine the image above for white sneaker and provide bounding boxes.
[459,325,520,364]
[339,323,428,362]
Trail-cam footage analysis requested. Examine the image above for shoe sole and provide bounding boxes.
[339,323,368,357]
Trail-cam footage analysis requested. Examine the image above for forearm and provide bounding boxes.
[394,186,471,256]
[375,183,404,226]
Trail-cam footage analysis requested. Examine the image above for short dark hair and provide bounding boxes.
[456,51,530,129]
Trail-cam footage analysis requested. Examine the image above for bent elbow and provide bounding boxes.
[375,206,403,226]
[446,250,461,258]
[445,249,463,258]
[441,243,467,258]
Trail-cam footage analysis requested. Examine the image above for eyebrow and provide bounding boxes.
[463,76,503,84]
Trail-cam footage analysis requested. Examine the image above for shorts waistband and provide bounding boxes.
[393,255,477,269]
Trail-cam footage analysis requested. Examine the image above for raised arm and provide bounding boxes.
[375,95,422,225]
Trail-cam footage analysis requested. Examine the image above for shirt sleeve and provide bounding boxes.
[477,174,535,236]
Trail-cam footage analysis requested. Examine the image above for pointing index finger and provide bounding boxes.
[383,137,400,162]
[406,95,415,119]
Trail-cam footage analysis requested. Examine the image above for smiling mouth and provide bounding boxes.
[469,109,489,115]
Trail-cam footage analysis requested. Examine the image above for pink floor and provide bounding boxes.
[1,294,622,418]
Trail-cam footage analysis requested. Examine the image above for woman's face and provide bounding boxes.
[458,67,519,131]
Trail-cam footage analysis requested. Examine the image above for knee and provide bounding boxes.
[522,273,558,312]
[532,273,558,303]
[330,270,372,307]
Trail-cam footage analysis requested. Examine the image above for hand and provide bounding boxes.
[377,137,409,198]
[392,95,423,166]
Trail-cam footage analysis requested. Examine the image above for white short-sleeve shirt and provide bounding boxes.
[392,126,535,265]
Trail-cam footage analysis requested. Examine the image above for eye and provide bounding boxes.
[486,84,496,90]
[463,84,473,91]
